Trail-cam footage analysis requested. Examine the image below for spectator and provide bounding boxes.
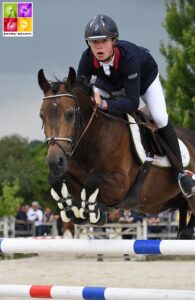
[27,202,44,236]
[15,204,28,234]
[43,207,54,236]
[119,209,144,239]
[147,212,168,238]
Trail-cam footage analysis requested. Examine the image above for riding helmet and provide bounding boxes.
[84,15,119,41]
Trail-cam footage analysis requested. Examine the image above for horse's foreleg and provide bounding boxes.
[51,183,79,221]
[51,183,88,224]
[80,187,107,225]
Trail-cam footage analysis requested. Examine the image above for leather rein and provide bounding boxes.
[43,90,155,160]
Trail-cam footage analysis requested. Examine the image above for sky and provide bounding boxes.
[0,0,169,141]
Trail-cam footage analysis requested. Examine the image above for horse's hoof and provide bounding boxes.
[177,227,194,240]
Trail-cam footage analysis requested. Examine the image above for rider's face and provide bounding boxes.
[89,38,114,62]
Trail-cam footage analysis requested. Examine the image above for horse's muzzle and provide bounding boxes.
[47,153,67,177]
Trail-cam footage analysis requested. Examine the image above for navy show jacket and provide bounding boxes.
[77,40,158,114]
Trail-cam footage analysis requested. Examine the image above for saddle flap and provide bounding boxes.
[128,113,190,168]
[132,109,165,156]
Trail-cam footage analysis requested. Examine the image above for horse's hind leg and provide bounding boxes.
[178,195,195,239]
[176,205,188,239]
[178,213,195,239]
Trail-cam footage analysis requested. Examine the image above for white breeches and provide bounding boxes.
[141,74,168,128]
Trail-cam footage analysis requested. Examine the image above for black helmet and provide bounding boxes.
[84,15,119,41]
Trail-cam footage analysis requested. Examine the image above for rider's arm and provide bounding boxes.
[106,55,140,114]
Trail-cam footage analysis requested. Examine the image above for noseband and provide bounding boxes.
[43,93,82,158]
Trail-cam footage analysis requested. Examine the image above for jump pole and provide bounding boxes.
[0,285,195,300]
[1,238,195,255]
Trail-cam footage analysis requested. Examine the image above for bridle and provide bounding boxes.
[43,93,83,158]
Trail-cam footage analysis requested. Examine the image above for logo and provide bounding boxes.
[2,2,33,37]
[128,73,138,80]
[94,24,99,32]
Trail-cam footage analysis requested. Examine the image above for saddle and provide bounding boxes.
[131,108,165,158]
[128,108,190,169]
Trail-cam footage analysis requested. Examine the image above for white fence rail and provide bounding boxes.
[0,216,187,240]
[0,217,58,238]
[74,219,180,240]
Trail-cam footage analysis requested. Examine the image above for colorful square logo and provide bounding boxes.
[2,2,33,37]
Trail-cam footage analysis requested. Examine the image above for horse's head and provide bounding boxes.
[38,67,78,177]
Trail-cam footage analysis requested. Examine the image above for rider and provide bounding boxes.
[76,14,195,198]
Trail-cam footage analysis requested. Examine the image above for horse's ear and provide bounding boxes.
[65,67,76,90]
[38,69,51,93]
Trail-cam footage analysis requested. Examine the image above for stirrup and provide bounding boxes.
[178,170,195,198]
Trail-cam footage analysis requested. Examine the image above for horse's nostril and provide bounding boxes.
[47,154,67,177]
[59,157,64,167]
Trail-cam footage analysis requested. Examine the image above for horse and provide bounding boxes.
[38,67,195,239]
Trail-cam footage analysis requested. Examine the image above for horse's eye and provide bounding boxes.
[65,109,75,122]
[39,112,44,120]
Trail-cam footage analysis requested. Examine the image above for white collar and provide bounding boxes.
[100,55,114,67]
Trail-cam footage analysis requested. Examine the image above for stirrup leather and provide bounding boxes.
[178,170,195,198]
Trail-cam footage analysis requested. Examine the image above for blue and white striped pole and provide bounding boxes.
[0,239,195,255]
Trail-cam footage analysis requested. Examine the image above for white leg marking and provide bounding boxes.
[51,188,60,201]
[57,203,64,210]
[61,183,68,198]
[89,210,100,224]
[88,188,99,203]
[79,208,86,219]
[60,211,70,222]
[71,206,80,218]
[81,188,86,201]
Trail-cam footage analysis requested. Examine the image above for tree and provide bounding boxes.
[0,135,52,210]
[160,0,195,129]
[0,135,32,197]
[0,179,23,217]
[28,141,53,208]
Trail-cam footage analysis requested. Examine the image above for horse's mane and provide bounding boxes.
[48,76,93,97]
[74,81,93,96]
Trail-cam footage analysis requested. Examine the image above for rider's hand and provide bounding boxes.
[91,92,108,110]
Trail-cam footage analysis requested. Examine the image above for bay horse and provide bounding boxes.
[38,67,195,239]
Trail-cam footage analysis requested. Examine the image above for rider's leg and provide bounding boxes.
[141,74,195,197]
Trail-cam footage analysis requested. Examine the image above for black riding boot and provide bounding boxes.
[158,120,195,197]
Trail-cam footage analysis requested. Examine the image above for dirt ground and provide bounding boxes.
[0,252,195,300]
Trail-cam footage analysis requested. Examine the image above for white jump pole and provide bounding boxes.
[0,285,195,300]
[1,238,195,255]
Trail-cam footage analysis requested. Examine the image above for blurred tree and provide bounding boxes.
[160,0,195,129]
[0,135,31,196]
[0,135,53,210]
[28,141,53,209]
[0,179,23,217]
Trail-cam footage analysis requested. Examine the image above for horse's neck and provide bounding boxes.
[76,90,93,121]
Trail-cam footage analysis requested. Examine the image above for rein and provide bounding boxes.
[97,107,156,131]
[43,88,156,160]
